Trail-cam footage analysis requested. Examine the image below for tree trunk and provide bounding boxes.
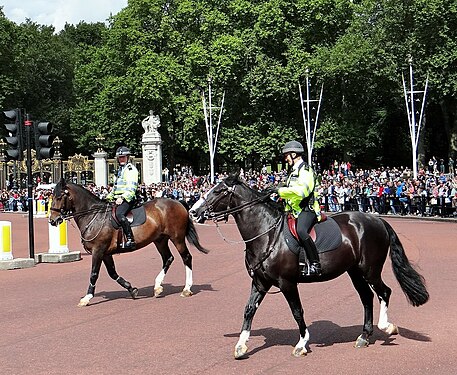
[441,96,457,158]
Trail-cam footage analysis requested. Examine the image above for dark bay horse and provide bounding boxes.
[189,174,429,358]
[49,179,208,307]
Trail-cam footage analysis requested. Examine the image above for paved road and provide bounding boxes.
[1,212,456,374]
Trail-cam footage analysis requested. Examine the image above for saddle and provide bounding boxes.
[110,205,147,229]
[283,213,342,256]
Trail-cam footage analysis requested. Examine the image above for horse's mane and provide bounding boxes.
[224,173,285,214]
[54,179,102,203]
[54,179,65,198]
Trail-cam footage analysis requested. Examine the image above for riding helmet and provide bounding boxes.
[115,146,131,157]
[282,141,304,154]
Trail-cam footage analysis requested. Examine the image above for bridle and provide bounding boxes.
[202,181,283,294]
[204,182,272,220]
[50,188,111,243]
[202,181,283,244]
[51,189,107,220]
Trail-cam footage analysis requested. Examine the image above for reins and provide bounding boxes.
[206,183,281,244]
[204,182,283,295]
[214,216,283,244]
[209,194,268,221]
[78,204,111,242]
[52,189,112,244]
[54,204,108,221]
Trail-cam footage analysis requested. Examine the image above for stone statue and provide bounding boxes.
[142,110,161,134]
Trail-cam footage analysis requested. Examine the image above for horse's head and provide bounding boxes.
[189,174,243,223]
[49,179,74,226]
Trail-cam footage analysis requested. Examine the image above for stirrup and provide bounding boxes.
[307,262,322,276]
[122,239,136,250]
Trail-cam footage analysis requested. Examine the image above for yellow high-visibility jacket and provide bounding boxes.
[106,162,139,202]
[278,161,321,220]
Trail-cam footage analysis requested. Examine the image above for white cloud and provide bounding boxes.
[1,0,128,32]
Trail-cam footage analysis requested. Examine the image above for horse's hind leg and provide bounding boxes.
[347,268,375,348]
[153,238,174,297]
[173,239,194,297]
[370,279,399,335]
[103,254,139,299]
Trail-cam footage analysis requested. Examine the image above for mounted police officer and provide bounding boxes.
[278,140,322,277]
[106,146,139,250]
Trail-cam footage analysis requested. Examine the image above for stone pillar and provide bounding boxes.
[141,110,163,184]
[93,151,108,187]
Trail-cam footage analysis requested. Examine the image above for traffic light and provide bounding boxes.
[34,121,54,160]
[3,109,23,160]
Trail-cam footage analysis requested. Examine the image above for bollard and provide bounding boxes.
[35,199,47,217]
[0,221,13,261]
[0,221,35,270]
[35,221,81,263]
[48,220,69,254]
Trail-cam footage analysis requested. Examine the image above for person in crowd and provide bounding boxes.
[277,140,322,277]
[448,157,455,176]
[105,146,139,250]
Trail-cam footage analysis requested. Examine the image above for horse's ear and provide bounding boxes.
[225,170,241,185]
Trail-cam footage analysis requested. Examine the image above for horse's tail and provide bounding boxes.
[381,218,429,306]
[186,217,209,254]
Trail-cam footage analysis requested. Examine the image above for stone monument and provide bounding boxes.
[93,135,108,187]
[141,110,162,184]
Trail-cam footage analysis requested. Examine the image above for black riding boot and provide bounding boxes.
[120,219,136,250]
[301,236,321,277]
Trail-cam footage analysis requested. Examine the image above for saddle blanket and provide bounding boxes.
[110,205,147,229]
[283,215,342,256]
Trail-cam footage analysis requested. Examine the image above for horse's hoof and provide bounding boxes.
[129,287,139,299]
[154,286,163,297]
[354,334,369,348]
[292,347,307,357]
[77,299,90,307]
[234,344,248,359]
[180,289,193,297]
[384,323,399,335]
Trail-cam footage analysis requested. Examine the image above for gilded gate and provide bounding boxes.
[0,151,142,190]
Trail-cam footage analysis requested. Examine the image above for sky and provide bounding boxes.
[1,0,128,32]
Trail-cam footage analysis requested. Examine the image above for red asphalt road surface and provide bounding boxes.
[1,212,456,375]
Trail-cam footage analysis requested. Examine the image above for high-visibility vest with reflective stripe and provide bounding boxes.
[110,163,139,202]
[278,161,321,219]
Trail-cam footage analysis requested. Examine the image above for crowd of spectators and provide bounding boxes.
[2,158,457,218]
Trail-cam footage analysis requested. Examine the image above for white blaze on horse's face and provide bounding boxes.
[189,185,217,223]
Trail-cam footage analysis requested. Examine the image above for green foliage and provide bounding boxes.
[1,0,457,169]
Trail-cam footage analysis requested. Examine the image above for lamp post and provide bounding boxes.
[53,136,63,180]
[402,55,428,180]
[0,139,6,190]
[299,68,324,166]
[202,76,225,184]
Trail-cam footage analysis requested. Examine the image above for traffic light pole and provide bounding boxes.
[24,114,35,259]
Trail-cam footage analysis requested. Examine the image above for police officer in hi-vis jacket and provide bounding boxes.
[106,146,139,250]
[278,141,322,277]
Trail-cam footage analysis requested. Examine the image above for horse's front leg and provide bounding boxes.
[103,253,139,299]
[281,281,309,357]
[234,282,269,359]
[78,252,103,307]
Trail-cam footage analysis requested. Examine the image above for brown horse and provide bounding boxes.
[190,174,429,358]
[49,179,208,307]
